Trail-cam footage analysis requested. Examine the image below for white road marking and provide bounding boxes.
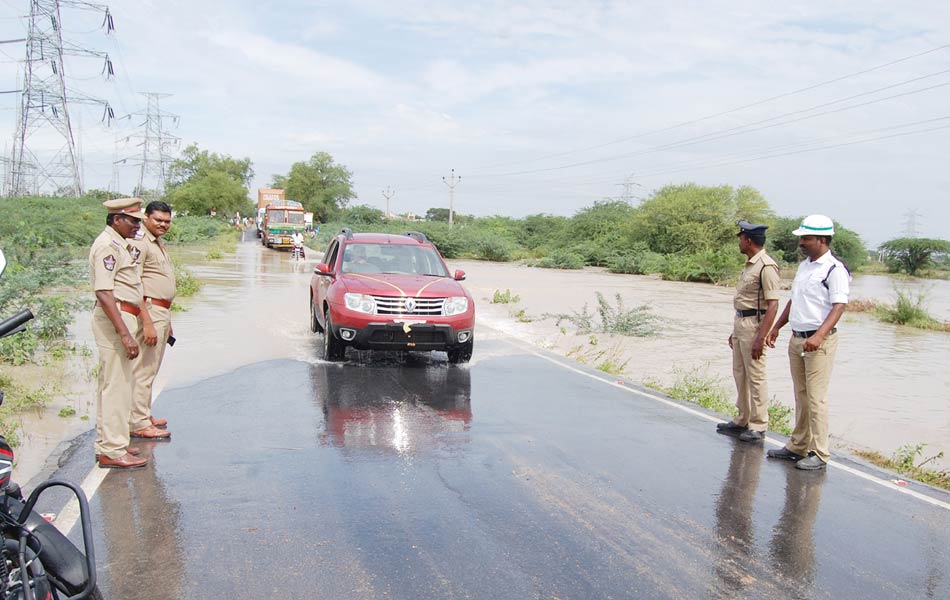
[52,379,167,536]
[526,348,950,511]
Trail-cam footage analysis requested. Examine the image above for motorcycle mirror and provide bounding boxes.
[0,249,6,278]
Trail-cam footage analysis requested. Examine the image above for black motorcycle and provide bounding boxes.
[0,249,100,599]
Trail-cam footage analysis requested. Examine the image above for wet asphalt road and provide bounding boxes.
[36,334,950,599]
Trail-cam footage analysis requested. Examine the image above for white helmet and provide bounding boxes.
[792,214,835,236]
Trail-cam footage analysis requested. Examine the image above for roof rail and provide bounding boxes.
[405,231,428,243]
[340,228,354,240]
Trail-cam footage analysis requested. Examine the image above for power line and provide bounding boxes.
[477,78,950,178]
[474,44,950,171]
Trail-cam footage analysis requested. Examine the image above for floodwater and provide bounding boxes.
[12,236,950,486]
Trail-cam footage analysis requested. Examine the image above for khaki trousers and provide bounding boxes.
[786,332,839,461]
[92,306,138,459]
[131,303,171,431]
[731,316,769,431]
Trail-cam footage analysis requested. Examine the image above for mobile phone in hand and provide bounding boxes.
[167,335,176,347]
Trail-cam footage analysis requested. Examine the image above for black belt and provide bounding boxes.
[792,328,836,338]
[736,309,766,318]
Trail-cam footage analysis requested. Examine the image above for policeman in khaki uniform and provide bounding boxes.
[129,201,177,436]
[766,215,849,471]
[90,198,150,468]
[716,221,780,443]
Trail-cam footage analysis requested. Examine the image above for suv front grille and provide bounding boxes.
[372,295,445,316]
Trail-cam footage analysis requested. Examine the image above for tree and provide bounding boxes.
[276,152,356,222]
[165,171,251,217]
[167,144,253,190]
[627,184,774,254]
[879,238,950,276]
[164,143,254,216]
[342,204,385,225]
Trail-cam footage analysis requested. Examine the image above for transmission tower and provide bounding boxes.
[129,92,180,198]
[902,209,922,237]
[7,1,115,197]
[382,186,394,218]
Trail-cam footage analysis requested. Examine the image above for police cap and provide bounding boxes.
[736,220,768,237]
[103,197,145,220]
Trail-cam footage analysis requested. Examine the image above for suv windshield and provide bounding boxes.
[341,243,449,277]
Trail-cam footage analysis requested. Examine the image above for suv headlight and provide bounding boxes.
[443,296,469,316]
[344,293,376,314]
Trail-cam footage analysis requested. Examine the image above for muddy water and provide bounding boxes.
[12,241,950,485]
[457,261,950,470]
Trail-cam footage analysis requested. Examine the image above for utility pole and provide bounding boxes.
[8,1,116,197]
[442,169,461,227]
[382,186,395,218]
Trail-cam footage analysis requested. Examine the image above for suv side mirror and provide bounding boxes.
[453,269,466,281]
[314,263,333,276]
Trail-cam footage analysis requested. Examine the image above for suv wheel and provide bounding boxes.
[323,309,346,361]
[447,340,473,364]
[309,296,323,333]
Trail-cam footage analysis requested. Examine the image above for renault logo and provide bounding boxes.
[404,298,416,313]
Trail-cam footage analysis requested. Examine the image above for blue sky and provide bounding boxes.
[2,0,949,245]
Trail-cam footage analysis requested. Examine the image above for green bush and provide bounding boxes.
[472,235,515,262]
[658,247,743,284]
[491,289,521,304]
[537,250,585,270]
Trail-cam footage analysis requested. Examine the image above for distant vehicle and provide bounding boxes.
[309,229,475,363]
[261,200,306,249]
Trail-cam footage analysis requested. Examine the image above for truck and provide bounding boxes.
[261,199,306,249]
[257,188,285,238]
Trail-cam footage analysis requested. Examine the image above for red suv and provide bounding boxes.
[309,229,475,363]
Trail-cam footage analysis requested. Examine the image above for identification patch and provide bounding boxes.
[103,255,116,271]
[128,246,142,263]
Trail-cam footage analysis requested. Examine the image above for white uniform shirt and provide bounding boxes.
[789,250,850,331]
[291,232,304,246]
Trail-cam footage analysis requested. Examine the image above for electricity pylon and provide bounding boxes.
[7,0,115,197]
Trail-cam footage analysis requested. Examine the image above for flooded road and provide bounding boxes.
[28,234,950,599]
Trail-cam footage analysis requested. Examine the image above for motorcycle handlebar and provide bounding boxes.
[0,308,34,339]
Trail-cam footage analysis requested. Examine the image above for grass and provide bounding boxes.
[491,289,521,304]
[0,371,57,446]
[873,288,950,332]
[644,367,794,435]
[565,338,631,375]
[854,444,950,490]
[654,366,736,416]
[546,292,659,337]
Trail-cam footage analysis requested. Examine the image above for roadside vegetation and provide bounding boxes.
[854,444,950,490]
[645,366,793,435]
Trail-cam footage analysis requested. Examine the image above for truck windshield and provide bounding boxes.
[267,210,305,225]
[342,244,449,277]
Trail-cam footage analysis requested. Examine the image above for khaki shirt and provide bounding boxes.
[90,226,143,305]
[130,228,177,301]
[734,250,780,311]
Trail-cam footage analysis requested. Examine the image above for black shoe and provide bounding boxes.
[738,429,764,443]
[795,453,827,470]
[766,447,804,461]
[716,421,747,435]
